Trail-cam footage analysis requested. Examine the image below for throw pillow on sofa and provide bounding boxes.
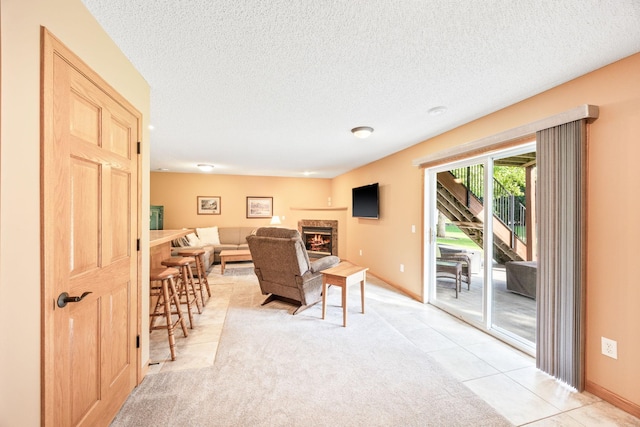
[171,236,189,247]
[185,232,202,247]
[196,226,221,245]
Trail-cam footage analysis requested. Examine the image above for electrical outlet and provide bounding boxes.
[400,264,404,272]
[601,337,618,359]
[411,225,416,233]
[359,249,362,256]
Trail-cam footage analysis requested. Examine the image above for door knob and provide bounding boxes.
[57,291,92,308]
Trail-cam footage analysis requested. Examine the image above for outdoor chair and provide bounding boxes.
[437,246,472,290]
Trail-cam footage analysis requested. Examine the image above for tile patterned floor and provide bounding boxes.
[147,269,640,426]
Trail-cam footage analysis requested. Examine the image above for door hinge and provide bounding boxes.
[137,141,141,154]
[136,335,140,349]
[136,238,140,251]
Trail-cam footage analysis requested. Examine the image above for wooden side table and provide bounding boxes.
[321,262,369,327]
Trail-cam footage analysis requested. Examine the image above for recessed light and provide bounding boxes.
[351,126,374,138]
[428,106,447,116]
[157,168,169,171]
[148,124,155,130]
[197,164,215,172]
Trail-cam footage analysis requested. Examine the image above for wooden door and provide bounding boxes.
[41,29,141,426]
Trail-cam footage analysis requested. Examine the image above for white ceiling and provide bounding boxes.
[81,0,640,178]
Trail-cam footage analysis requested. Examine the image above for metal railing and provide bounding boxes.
[450,166,527,244]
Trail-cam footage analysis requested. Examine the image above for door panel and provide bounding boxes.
[490,151,537,345]
[42,29,140,427]
[70,157,100,275]
[70,91,101,144]
[433,162,485,324]
[110,169,131,261]
[69,299,101,424]
[110,118,132,158]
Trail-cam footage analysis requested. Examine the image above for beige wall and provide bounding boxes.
[332,149,424,299]
[150,172,349,256]
[0,0,150,425]
[333,53,640,412]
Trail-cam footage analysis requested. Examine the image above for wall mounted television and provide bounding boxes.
[352,183,379,219]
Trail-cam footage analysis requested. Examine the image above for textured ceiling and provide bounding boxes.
[81,0,640,178]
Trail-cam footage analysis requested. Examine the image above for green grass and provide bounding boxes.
[437,223,483,251]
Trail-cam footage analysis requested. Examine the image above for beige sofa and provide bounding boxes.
[171,226,256,272]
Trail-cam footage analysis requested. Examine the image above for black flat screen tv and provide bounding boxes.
[352,183,379,219]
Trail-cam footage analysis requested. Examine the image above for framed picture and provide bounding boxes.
[197,196,221,215]
[246,196,273,218]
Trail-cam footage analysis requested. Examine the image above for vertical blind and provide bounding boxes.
[536,119,587,390]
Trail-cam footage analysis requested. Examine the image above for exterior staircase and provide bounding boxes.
[437,170,527,264]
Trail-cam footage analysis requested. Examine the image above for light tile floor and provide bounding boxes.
[148,269,640,426]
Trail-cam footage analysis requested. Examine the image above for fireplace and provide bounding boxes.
[298,220,338,258]
[302,227,333,256]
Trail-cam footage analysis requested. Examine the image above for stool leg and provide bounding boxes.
[193,256,207,305]
[160,279,178,361]
[168,276,188,337]
[149,283,162,331]
[177,265,196,328]
[197,255,212,298]
[185,263,203,313]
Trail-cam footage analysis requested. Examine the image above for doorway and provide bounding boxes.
[426,142,537,354]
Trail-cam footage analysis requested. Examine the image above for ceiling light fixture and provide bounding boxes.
[351,126,374,138]
[197,163,215,172]
[428,106,448,116]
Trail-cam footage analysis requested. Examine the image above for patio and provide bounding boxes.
[435,265,537,344]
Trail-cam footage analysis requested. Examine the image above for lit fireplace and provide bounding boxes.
[302,227,333,256]
[298,219,338,258]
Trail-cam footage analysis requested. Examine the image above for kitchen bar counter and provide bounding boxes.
[150,229,192,268]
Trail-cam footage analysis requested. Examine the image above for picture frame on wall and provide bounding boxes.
[197,196,221,215]
[246,196,273,218]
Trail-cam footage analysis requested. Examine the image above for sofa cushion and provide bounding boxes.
[196,226,220,245]
[218,227,256,245]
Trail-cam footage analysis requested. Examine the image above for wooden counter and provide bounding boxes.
[150,229,192,268]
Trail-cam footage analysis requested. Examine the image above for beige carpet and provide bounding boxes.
[112,275,511,426]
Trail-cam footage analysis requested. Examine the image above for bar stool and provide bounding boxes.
[177,248,211,303]
[149,267,188,361]
[161,256,202,328]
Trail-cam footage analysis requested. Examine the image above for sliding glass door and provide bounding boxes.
[431,159,485,326]
[489,149,537,345]
[426,142,537,353]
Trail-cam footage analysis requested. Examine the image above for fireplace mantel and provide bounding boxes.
[290,206,347,211]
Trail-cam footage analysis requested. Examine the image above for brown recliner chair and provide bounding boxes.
[246,227,340,314]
